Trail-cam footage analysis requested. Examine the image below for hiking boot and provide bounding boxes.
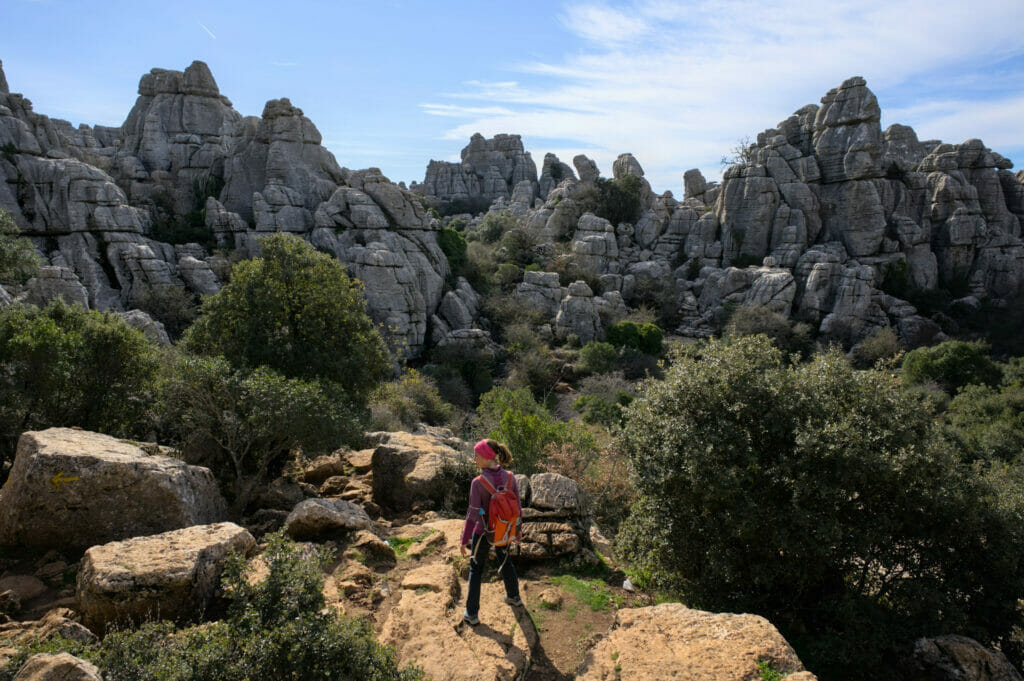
[462,610,480,625]
[504,596,523,607]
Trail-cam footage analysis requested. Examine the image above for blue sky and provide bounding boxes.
[3,0,1022,194]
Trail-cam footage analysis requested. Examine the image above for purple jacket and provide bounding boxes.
[460,465,520,547]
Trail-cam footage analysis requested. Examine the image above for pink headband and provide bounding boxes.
[474,440,496,460]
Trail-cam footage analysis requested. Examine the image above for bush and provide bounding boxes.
[494,263,523,291]
[942,382,1024,465]
[157,355,361,515]
[134,282,198,340]
[185,233,390,406]
[497,226,540,268]
[423,342,497,406]
[369,369,453,431]
[0,208,41,286]
[849,327,901,369]
[578,341,619,375]
[594,175,642,226]
[472,211,517,244]
[1,533,424,681]
[902,340,1002,394]
[606,321,663,355]
[573,371,636,428]
[617,336,1024,677]
[437,227,467,276]
[724,305,812,357]
[543,442,634,533]
[477,387,597,475]
[0,300,159,465]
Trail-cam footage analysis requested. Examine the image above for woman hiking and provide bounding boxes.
[460,439,523,625]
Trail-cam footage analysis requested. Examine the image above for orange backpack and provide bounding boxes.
[476,471,521,547]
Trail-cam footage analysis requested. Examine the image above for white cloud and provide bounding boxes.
[423,0,1024,192]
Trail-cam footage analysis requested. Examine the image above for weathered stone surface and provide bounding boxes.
[23,267,89,309]
[370,430,468,511]
[554,281,602,343]
[573,154,601,183]
[415,133,537,212]
[0,429,226,551]
[116,309,170,345]
[284,499,372,539]
[514,270,562,319]
[576,603,817,681]
[381,567,531,681]
[0,608,96,649]
[11,653,102,681]
[528,473,584,513]
[76,522,255,631]
[905,635,1023,681]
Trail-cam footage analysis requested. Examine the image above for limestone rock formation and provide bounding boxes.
[0,428,226,551]
[380,562,532,681]
[905,635,1023,681]
[519,473,590,560]
[554,281,602,343]
[0,60,450,357]
[412,133,538,213]
[11,653,102,681]
[369,430,469,511]
[576,603,818,681]
[76,522,255,632]
[284,498,372,540]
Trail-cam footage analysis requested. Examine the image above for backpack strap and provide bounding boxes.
[477,474,497,496]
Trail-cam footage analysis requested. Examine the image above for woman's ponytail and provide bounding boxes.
[489,440,512,467]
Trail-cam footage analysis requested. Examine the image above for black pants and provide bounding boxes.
[465,533,520,617]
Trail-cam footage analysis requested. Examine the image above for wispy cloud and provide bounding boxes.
[423,0,1024,192]
[198,22,216,39]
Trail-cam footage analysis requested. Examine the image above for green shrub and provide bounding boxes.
[473,211,517,244]
[880,259,910,299]
[0,208,41,286]
[849,327,902,369]
[724,305,812,357]
[185,233,390,406]
[902,340,1002,394]
[494,263,523,291]
[942,382,1024,465]
[423,342,496,405]
[617,336,1024,678]
[578,341,619,375]
[0,300,159,465]
[2,533,424,681]
[438,227,468,276]
[573,371,636,428]
[594,175,642,226]
[606,321,662,355]
[157,355,361,515]
[134,282,198,340]
[497,227,540,268]
[477,387,597,475]
[369,369,453,431]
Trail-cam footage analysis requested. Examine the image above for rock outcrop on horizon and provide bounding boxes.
[414,76,1023,348]
[2,60,1022,354]
[0,59,450,355]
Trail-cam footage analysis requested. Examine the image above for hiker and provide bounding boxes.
[460,438,523,625]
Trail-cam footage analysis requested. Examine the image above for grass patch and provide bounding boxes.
[757,660,791,681]
[387,530,436,558]
[550,575,624,613]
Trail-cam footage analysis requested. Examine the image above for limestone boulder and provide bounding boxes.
[0,429,226,551]
[76,522,255,632]
[284,498,372,540]
[370,430,469,511]
[573,154,600,183]
[576,603,817,681]
[905,635,1022,681]
[380,563,532,681]
[554,281,602,343]
[529,473,584,513]
[11,654,97,681]
[24,267,89,309]
[514,270,562,319]
[11,653,101,681]
[116,309,170,346]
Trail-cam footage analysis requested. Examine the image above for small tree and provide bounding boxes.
[185,233,389,406]
[0,208,41,286]
[0,300,159,463]
[902,340,1002,394]
[618,336,1024,677]
[437,227,467,276]
[157,355,361,515]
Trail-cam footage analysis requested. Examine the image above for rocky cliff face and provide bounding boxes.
[422,77,1023,348]
[0,59,453,355]
[2,62,1021,354]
